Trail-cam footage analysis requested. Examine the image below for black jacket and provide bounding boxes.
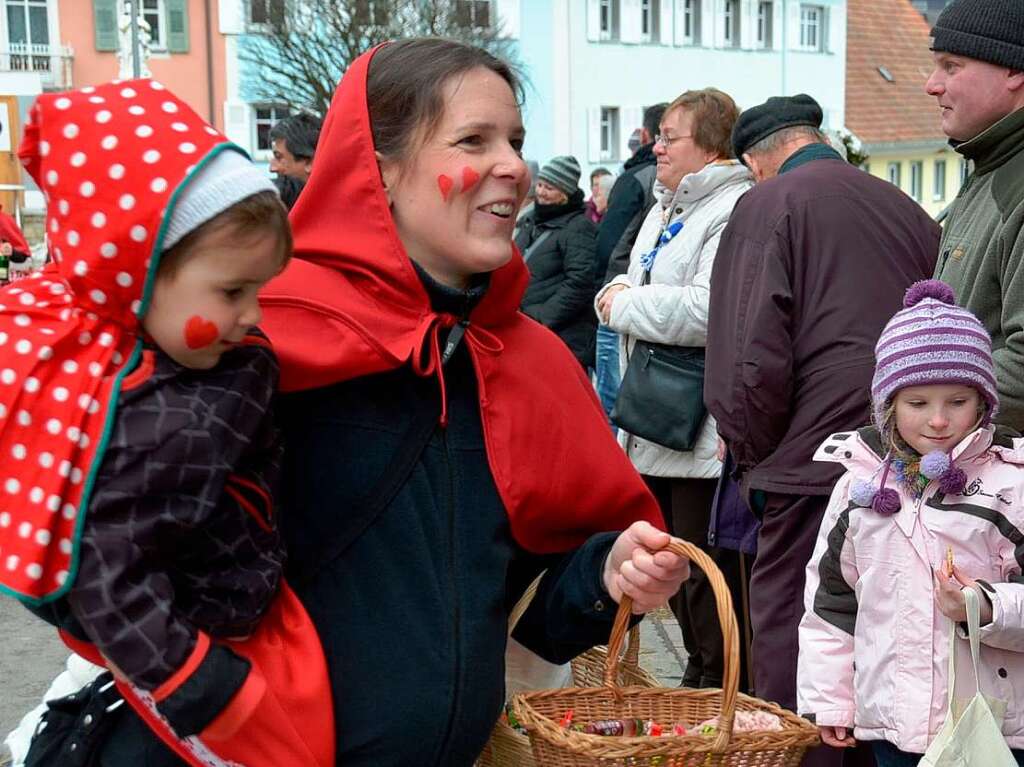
[278,271,623,767]
[595,143,657,282]
[515,192,598,367]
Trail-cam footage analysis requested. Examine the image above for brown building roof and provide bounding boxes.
[846,0,946,148]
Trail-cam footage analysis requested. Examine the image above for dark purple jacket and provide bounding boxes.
[705,146,940,499]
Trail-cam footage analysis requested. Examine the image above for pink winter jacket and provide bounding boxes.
[798,425,1024,753]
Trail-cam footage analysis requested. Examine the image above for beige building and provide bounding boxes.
[846,0,958,217]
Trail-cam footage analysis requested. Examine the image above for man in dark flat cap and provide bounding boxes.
[704,94,940,767]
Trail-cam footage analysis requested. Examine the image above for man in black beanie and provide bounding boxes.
[705,94,941,767]
[927,0,1024,431]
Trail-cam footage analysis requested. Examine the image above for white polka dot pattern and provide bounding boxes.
[0,78,231,600]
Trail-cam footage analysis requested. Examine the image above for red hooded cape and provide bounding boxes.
[260,45,662,553]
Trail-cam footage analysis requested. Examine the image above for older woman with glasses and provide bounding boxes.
[595,87,753,692]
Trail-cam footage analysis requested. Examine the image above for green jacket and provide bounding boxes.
[936,107,1024,430]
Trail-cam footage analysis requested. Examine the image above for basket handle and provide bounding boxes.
[603,538,739,752]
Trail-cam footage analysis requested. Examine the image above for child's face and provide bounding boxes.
[894,384,983,455]
[142,226,284,369]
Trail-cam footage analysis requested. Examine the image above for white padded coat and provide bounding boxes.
[595,160,753,479]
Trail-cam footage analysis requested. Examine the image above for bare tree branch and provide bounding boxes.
[237,0,522,116]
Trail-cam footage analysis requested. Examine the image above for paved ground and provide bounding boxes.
[0,601,687,763]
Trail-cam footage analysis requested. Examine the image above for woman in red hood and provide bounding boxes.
[259,39,689,766]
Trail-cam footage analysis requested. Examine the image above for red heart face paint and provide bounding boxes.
[461,166,480,193]
[184,315,220,349]
[437,174,454,201]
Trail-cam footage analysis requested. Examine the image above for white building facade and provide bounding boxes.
[514,0,847,178]
[216,0,846,180]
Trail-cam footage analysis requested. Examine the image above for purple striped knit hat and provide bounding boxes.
[872,280,998,428]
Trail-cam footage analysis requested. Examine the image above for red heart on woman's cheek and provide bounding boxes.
[437,174,454,201]
[184,315,219,349]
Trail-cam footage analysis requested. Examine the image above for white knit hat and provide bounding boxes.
[162,149,278,250]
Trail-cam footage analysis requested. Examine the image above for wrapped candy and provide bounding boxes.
[697,710,783,733]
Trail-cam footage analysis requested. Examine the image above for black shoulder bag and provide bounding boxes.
[610,269,708,452]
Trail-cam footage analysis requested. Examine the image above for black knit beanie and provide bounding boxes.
[931,0,1024,71]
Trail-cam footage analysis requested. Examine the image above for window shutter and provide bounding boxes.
[166,0,189,53]
[824,5,835,53]
[658,0,672,44]
[588,108,602,162]
[787,0,801,50]
[620,0,641,43]
[586,0,601,41]
[224,101,252,149]
[621,106,643,159]
[93,0,119,52]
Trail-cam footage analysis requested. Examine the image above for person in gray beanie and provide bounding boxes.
[514,155,598,367]
[927,0,1024,433]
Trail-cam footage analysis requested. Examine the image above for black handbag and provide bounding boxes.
[611,340,707,452]
[24,671,126,767]
[610,266,708,452]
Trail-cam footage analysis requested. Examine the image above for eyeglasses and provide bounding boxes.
[654,134,694,147]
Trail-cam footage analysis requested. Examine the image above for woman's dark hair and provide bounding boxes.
[367,38,523,162]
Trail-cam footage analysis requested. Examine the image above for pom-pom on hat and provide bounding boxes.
[871,279,998,428]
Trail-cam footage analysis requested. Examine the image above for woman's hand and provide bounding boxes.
[597,284,629,324]
[818,725,855,748]
[933,563,993,624]
[602,521,689,614]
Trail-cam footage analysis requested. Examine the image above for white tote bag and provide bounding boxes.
[920,587,1017,767]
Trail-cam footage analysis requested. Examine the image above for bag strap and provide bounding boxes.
[291,393,440,587]
[521,230,553,262]
[947,587,984,707]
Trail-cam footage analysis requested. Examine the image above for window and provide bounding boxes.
[599,0,619,40]
[757,1,773,48]
[723,0,739,46]
[909,161,923,201]
[142,0,165,49]
[6,0,49,71]
[455,0,491,29]
[887,162,902,188]
[250,0,285,26]
[681,0,701,44]
[254,104,289,152]
[933,159,946,202]
[639,0,660,42]
[6,0,49,45]
[799,4,823,50]
[600,107,620,161]
[353,0,389,25]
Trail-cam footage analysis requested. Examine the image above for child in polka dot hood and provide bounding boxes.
[1,81,334,767]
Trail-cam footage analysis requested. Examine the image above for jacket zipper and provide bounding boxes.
[433,426,463,765]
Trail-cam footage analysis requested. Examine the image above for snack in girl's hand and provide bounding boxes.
[946,545,955,578]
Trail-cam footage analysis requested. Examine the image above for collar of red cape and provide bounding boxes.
[259,44,663,555]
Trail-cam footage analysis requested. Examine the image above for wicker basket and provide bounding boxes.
[510,539,821,766]
[476,582,660,767]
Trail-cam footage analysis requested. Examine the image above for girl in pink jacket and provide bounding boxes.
[798,280,1024,767]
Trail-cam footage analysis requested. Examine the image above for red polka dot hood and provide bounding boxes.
[0,79,239,602]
